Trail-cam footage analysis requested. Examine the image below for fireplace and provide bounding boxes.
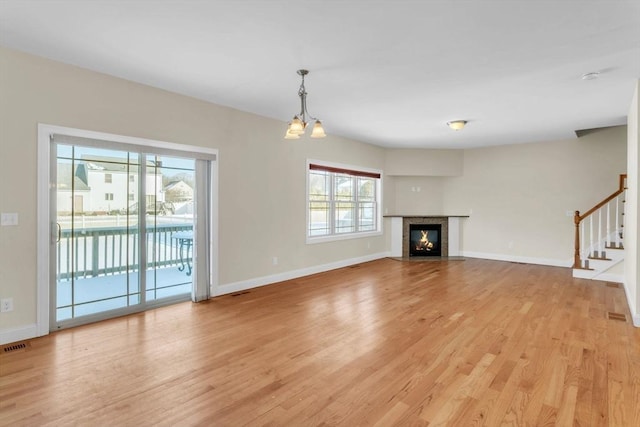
[387,215,466,258]
[398,216,451,258]
[409,224,442,257]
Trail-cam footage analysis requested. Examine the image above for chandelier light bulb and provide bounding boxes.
[310,120,326,138]
[289,116,305,134]
[284,128,301,139]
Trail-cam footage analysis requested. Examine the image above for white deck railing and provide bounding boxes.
[57,223,193,280]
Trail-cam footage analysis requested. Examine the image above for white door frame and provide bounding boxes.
[37,123,219,336]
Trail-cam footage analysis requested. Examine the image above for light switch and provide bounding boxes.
[1,213,19,226]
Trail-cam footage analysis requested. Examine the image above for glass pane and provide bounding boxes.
[309,171,329,201]
[359,202,376,231]
[335,174,354,202]
[358,177,376,201]
[56,146,141,322]
[58,145,140,164]
[335,202,356,234]
[145,155,194,302]
[309,201,330,236]
[74,296,129,317]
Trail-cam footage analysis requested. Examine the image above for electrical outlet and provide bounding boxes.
[272,257,278,266]
[1,297,13,312]
[1,213,18,226]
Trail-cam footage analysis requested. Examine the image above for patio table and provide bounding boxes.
[172,231,193,276]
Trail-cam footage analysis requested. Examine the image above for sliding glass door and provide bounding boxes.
[52,136,210,329]
[145,155,195,302]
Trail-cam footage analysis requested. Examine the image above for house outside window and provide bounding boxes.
[129,175,135,182]
[105,193,114,201]
[104,173,112,183]
[307,160,381,243]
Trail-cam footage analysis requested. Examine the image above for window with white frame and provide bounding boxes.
[105,193,114,201]
[307,161,381,240]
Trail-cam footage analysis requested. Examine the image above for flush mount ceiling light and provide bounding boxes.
[581,71,600,80]
[447,120,467,131]
[284,69,326,140]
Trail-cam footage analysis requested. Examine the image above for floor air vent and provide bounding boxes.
[607,312,627,322]
[606,282,620,288]
[3,342,28,353]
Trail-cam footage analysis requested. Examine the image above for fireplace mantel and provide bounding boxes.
[383,215,470,218]
[385,215,469,258]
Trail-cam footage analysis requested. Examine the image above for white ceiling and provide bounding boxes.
[1,0,639,148]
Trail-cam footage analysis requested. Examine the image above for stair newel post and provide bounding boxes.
[581,221,585,263]
[573,211,581,268]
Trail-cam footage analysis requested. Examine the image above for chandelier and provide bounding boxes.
[284,69,326,139]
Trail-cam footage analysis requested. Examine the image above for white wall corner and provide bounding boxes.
[448,217,461,256]
[624,80,640,327]
[389,217,403,257]
[0,324,38,345]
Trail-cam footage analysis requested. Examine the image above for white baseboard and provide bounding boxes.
[572,268,598,280]
[460,251,573,268]
[593,272,625,283]
[621,281,640,328]
[0,324,38,345]
[213,252,391,297]
[573,270,626,283]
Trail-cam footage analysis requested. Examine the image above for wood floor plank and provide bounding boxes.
[1,258,639,426]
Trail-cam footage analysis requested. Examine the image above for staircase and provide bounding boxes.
[572,174,626,281]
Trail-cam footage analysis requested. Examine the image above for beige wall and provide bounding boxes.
[0,45,635,338]
[0,47,387,333]
[386,127,628,265]
[384,149,463,176]
[387,176,446,215]
[442,126,627,264]
[624,81,639,325]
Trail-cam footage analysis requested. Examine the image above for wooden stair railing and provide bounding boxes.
[573,174,627,269]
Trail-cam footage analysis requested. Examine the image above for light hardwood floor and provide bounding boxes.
[1,258,639,426]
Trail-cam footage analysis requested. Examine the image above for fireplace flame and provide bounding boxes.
[416,230,435,251]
